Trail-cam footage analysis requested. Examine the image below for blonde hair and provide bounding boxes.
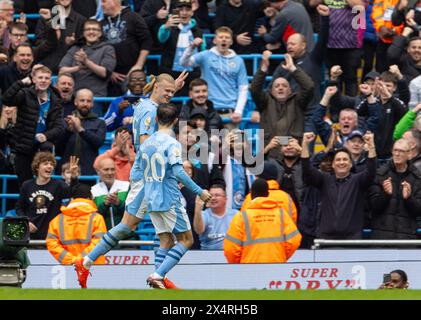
[143,73,175,95]
[31,65,52,77]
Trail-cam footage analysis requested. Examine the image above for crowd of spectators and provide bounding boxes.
[2,0,421,254]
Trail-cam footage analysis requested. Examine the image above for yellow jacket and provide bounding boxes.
[224,197,301,263]
[371,0,403,43]
[46,198,107,265]
[240,180,297,224]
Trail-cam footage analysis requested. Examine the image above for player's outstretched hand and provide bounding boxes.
[200,189,212,203]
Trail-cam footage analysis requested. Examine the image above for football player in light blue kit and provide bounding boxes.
[75,72,189,289]
[141,103,212,289]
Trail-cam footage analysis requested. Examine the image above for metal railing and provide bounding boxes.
[0,174,100,214]
[314,239,421,249]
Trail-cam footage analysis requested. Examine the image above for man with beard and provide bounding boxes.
[178,78,223,133]
[55,73,75,117]
[103,69,147,131]
[388,25,421,82]
[60,88,106,175]
[2,64,64,188]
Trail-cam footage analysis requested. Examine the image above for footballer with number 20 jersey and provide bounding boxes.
[138,131,203,212]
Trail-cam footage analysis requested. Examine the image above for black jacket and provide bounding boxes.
[61,111,106,175]
[102,6,152,74]
[2,80,64,154]
[302,156,377,239]
[272,15,329,107]
[214,1,262,53]
[0,62,30,94]
[368,161,421,239]
[387,35,421,82]
[192,161,226,190]
[178,100,223,132]
[35,9,86,74]
[14,0,54,12]
[358,97,407,159]
[158,20,202,76]
[8,20,59,63]
[72,0,98,18]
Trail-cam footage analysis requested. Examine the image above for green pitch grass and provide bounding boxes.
[1,288,421,300]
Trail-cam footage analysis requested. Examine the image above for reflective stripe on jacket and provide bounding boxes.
[371,0,403,43]
[224,197,301,263]
[46,198,107,265]
[240,180,298,223]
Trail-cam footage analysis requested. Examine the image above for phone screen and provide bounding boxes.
[276,136,290,145]
[383,273,391,283]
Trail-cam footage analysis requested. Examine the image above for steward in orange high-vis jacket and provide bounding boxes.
[240,179,297,224]
[224,179,301,263]
[46,197,107,265]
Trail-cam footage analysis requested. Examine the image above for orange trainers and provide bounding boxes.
[74,258,90,289]
[163,277,179,289]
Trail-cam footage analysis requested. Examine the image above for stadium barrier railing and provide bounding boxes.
[0,174,99,214]
[313,239,421,249]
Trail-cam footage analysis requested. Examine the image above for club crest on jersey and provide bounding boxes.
[173,147,181,157]
[144,116,151,128]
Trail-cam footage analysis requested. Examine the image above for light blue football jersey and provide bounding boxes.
[130,98,158,181]
[138,131,184,212]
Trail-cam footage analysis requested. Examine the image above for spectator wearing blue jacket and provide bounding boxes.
[103,69,147,132]
[180,26,249,125]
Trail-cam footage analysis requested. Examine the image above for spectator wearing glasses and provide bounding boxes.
[59,19,116,97]
[368,139,421,239]
[193,184,237,250]
[8,9,58,61]
[103,69,147,132]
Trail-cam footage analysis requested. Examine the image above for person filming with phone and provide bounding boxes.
[379,270,409,289]
[251,50,314,161]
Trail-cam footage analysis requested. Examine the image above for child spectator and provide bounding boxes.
[16,153,80,240]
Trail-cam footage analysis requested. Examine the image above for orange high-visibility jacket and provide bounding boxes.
[372,0,404,43]
[224,197,301,263]
[46,198,107,265]
[240,180,297,224]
